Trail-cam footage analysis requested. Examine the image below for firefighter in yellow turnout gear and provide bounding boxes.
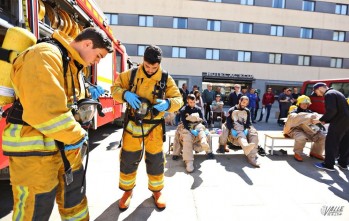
[111,45,182,210]
[3,28,113,220]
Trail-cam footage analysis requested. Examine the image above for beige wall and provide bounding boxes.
[112,26,349,58]
[97,0,349,82]
[99,0,349,30]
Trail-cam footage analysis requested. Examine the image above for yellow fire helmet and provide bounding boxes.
[296,95,312,106]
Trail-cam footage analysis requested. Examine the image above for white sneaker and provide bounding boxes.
[185,160,194,173]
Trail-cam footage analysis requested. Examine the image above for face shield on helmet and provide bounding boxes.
[296,95,312,106]
[73,98,104,124]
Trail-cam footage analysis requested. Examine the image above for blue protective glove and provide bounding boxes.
[231,129,238,137]
[89,85,104,100]
[204,129,209,135]
[65,133,88,150]
[153,99,169,112]
[244,129,249,136]
[124,91,141,109]
[190,129,199,137]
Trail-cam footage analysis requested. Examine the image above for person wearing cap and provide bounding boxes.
[111,45,183,210]
[211,93,226,125]
[283,95,326,162]
[312,82,349,171]
[228,84,242,107]
[278,88,294,126]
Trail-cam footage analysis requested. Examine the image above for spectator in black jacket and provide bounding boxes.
[228,84,242,107]
[313,82,349,171]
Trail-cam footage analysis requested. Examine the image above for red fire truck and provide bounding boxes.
[0,0,129,173]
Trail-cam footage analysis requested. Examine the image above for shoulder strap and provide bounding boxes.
[157,70,168,98]
[129,67,138,91]
[37,37,70,77]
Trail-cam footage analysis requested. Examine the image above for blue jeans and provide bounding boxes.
[258,104,272,122]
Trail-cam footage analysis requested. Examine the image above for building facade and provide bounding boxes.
[96,0,349,99]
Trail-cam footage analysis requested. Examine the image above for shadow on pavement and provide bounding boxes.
[215,154,254,185]
[94,197,156,221]
[286,157,349,202]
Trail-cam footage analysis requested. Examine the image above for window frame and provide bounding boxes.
[300,28,313,39]
[239,22,253,34]
[298,55,311,66]
[269,53,282,64]
[139,15,154,27]
[238,51,252,62]
[172,47,187,58]
[335,4,348,15]
[207,20,221,31]
[333,31,346,42]
[137,45,147,56]
[241,0,254,5]
[302,0,315,12]
[330,58,343,68]
[270,25,284,36]
[272,0,285,8]
[173,17,188,29]
[206,49,220,60]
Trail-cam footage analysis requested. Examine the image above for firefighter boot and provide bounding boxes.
[185,160,194,173]
[216,145,226,154]
[153,191,166,210]
[118,190,133,211]
[238,137,255,156]
[247,153,260,168]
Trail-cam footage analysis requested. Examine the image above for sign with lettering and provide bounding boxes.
[202,72,254,80]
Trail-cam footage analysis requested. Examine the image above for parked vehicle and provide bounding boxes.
[301,78,349,114]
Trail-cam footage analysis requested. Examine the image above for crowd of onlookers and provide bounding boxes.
[175,83,303,127]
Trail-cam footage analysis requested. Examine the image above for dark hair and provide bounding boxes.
[144,45,162,64]
[187,94,196,100]
[74,27,113,53]
[193,90,200,97]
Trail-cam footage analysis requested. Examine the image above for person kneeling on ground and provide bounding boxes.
[283,95,326,162]
[217,96,260,167]
[172,94,214,173]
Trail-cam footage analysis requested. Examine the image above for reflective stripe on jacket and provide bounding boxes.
[3,31,87,156]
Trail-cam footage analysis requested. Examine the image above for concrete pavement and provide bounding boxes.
[1,108,348,220]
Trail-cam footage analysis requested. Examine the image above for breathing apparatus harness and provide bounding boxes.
[4,38,104,191]
[120,67,168,164]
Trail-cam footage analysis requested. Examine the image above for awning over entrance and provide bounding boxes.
[202,72,255,83]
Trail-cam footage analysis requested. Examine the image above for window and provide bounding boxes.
[269,53,282,64]
[172,47,187,58]
[238,51,251,62]
[241,0,254,5]
[206,49,220,60]
[270,25,284,36]
[239,23,253,34]
[173,17,188,29]
[105,13,118,25]
[207,20,221,31]
[302,1,315,12]
[298,55,311,66]
[330,58,343,68]
[333,31,345,42]
[272,0,285,8]
[139,15,153,27]
[335,4,348,15]
[137,45,147,56]
[208,0,222,2]
[331,83,349,97]
[300,28,313,39]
